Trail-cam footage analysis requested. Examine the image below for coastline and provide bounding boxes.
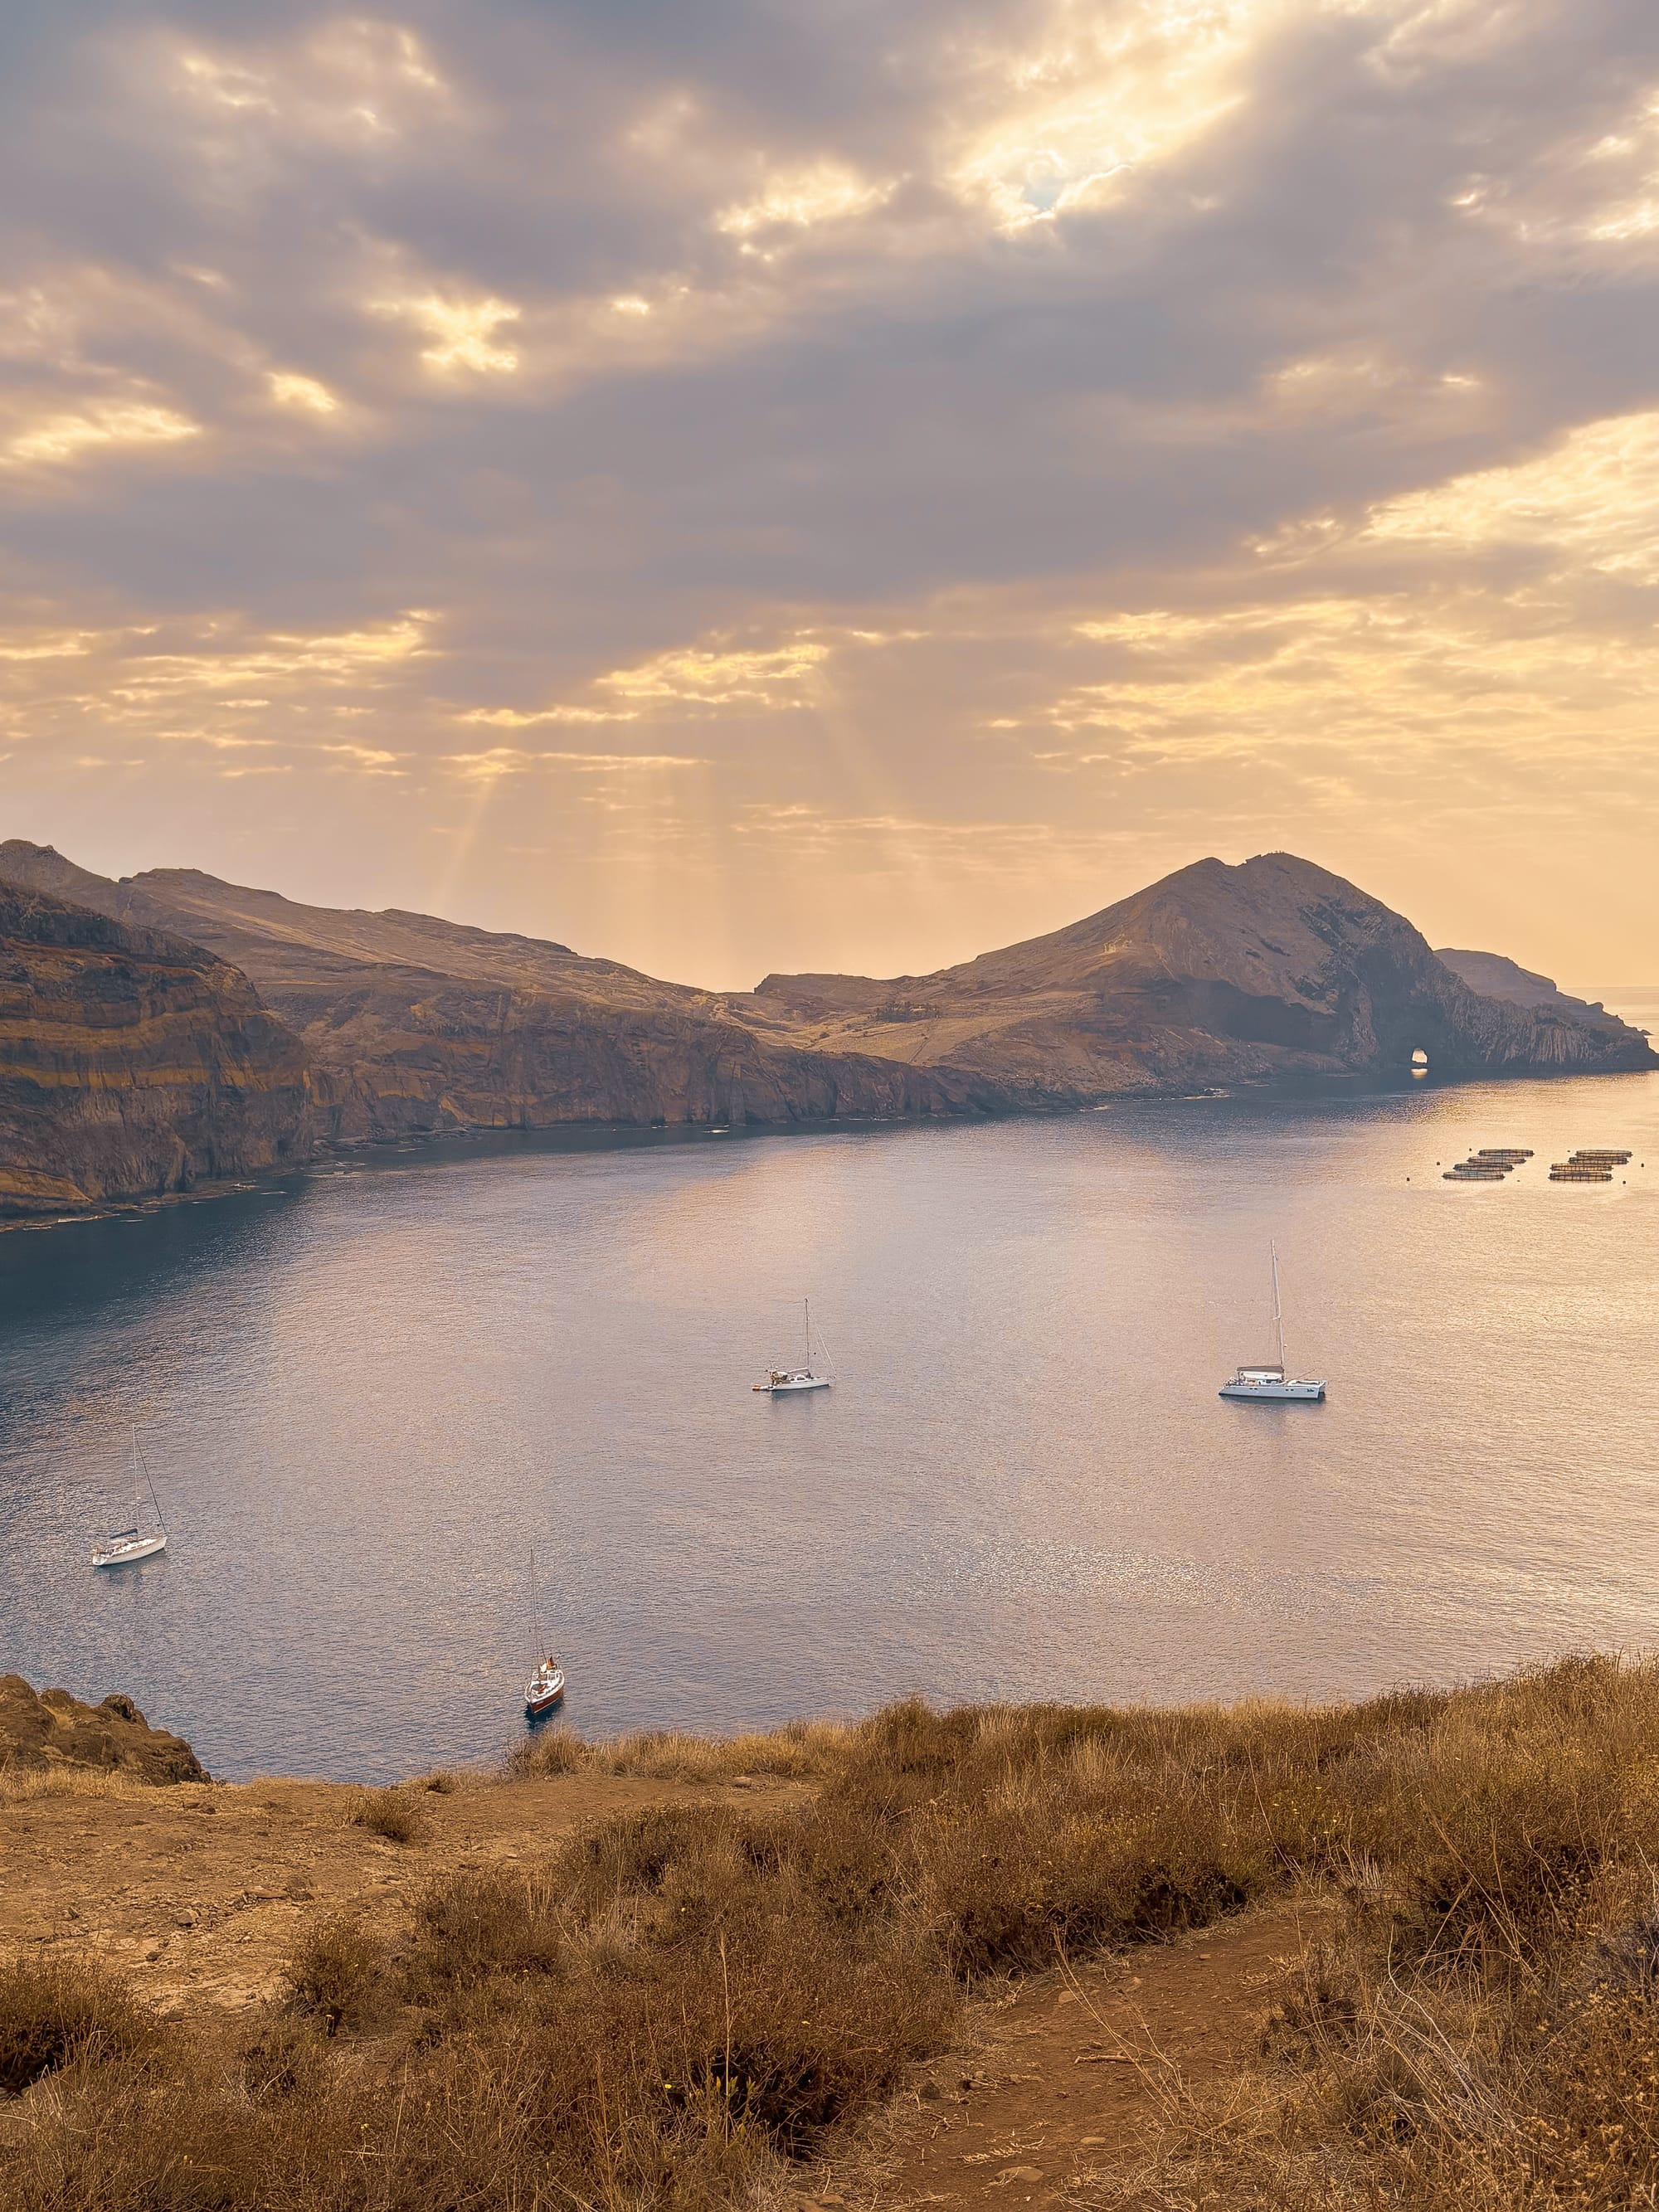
[5,1051,1652,1237]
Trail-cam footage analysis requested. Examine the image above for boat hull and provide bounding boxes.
[1219,1380,1326,1402]
[525,1666,567,1715]
[91,1533,168,1568]
[766,1377,830,1394]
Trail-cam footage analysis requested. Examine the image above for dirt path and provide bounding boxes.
[812,1897,1331,2210]
[0,1771,800,2016]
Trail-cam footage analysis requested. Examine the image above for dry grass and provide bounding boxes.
[507,1713,856,1782]
[7,1655,1659,2209]
[1095,1653,1659,2211]
[0,1763,154,1809]
[282,1916,390,2038]
[345,1784,427,1845]
[0,1957,158,2094]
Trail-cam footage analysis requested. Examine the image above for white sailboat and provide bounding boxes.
[754,1298,832,1395]
[1219,1242,1326,1403]
[523,1546,566,1716]
[90,1430,169,1568]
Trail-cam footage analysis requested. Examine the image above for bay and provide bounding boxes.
[2,1014,1657,1782]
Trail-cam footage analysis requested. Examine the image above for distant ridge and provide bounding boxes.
[1434,948,1628,1033]
[0,840,1649,1210]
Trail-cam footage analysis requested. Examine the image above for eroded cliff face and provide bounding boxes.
[0,883,312,1216]
[288,980,997,1139]
[1434,949,1632,1034]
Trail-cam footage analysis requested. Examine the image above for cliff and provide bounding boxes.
[0,1674,207,1782]
[0,846,1648,1163]
[0,881,313,1216]
[750,854,1658,1093]
[0,845,992,1137]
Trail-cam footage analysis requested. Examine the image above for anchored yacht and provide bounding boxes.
[90,1432,169,1568]
[754,1298,833,1394]
[523,1546,567,1716]
[1219,1243,1326,1403]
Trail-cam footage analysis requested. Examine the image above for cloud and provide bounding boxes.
[2,398,201,469]
[1,0,1657,984]
[456,704,641,727]
[441,747,709,781]
[266,369,338,413]
[315,740,408,773]
[1360,408,1659,579]
[376,288,523,377]
[715,162,895,241]
[596,638,830,707]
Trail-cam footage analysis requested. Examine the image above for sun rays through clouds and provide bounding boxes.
[0,0,1656,982]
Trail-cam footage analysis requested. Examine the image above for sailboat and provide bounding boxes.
[523,1547,567,1716]
[90,1430,169,1568]
[753,1298,832,1394]
[1219,1242,1326,1403]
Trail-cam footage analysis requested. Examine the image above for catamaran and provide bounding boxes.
[754,1298,832,1394]
[523,1546,567,1716]
[90,1431,169,1568]
[1219,1242,1326,1403]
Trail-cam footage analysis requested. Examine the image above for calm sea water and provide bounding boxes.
[3,1009,1658,1782]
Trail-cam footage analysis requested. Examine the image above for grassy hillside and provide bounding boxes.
[5,1655,1658,2208]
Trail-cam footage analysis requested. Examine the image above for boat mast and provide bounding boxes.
[134,1430,167,1536]
[804,1297,811,1365]
[1270,1242,1287,1373]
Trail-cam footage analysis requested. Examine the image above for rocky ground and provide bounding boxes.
[0,1768,802,2019]
[0,1674,207,1782]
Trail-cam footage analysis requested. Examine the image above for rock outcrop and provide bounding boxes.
[0,1674,207,1782]
[0,879,313,1216]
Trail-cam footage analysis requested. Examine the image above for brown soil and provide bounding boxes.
[808,1896,1332,2210]
[0,1770,804,2019]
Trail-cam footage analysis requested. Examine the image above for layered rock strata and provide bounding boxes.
[0,882,311,1215]
[1434,948,1635,1035]
[0,846,991,1137]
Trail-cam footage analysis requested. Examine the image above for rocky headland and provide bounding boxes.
[747,852,1655,1091]
[0,840,1649,1214]
[1434,946,1637,1033]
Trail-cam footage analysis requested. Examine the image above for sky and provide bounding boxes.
[2,0,1657,989]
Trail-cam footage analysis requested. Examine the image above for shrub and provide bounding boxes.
[282,1918,387,2038]
[347,1785,426,1844]
[0,1957,156,2093]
